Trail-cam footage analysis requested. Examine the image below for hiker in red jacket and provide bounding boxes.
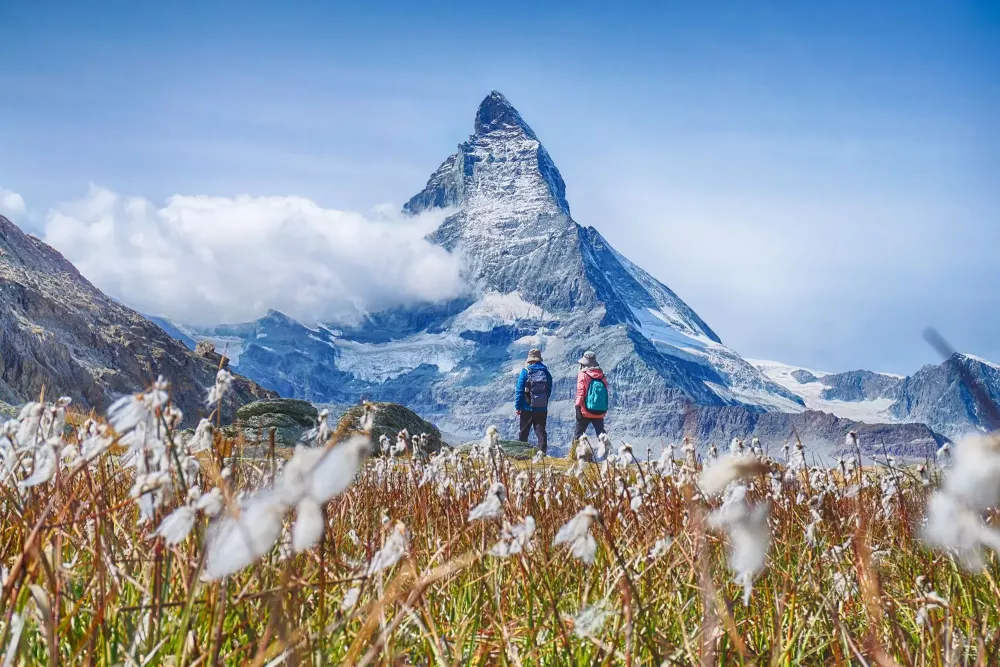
[575,350,610,438]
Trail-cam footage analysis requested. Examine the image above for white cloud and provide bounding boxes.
[41,185,466,325]
[0,188,26,217]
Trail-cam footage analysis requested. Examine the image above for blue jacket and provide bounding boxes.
[515,362,553,412]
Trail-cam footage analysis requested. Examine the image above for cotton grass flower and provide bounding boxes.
[203,433,372,577]
[489,516,536,557]
[648,535,673,560]
[707,483,770,604]
[17,443,56,490]
[366,522,409,575]
[468,482,507,522]
[553,505,599,566]
[204,492,288,580]
[154,505,197,546]
[292,498,325,553]
[699,454,770,496]
[571,603,613,639]
[922,433,1000,571]
[206,369,233,405]
[341,585,361,611]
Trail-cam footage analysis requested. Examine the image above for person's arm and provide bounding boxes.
[575,372,587,407]
[515,368,528,411]
[545,368,553,401]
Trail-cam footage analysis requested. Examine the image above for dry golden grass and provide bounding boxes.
[2,421,999,666]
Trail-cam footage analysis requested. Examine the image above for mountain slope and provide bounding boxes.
[754,355,1000,440]
[0,214,275,423]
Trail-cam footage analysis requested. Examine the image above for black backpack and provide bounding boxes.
[525,367,550,409]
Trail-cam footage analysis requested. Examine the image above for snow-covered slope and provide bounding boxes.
[751,360,901,424]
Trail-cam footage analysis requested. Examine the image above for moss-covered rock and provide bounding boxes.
[0,401,17,421]
[337,402,443,452]
[498,439,537,460]
[235,398,318,447]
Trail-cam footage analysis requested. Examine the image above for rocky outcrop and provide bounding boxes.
[235,398,318,447]
[889,354,1000,440]
[337,402,443,452]
[816,370,902,402]
[0,214,276,425]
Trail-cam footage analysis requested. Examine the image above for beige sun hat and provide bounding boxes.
[526,348,543,363]
[578,350,599,367]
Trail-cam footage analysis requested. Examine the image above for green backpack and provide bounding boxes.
[585,378,609,413]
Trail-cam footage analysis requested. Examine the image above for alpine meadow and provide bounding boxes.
[2,4,1000,665]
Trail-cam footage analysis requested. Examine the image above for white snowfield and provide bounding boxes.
[749,359,900,424]
[631,308,804,412]
[450,291,551,332]
[333,333,476,383]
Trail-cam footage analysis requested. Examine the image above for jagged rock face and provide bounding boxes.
[890,354,1000,439]
[816,370,903,402]
[0,214,276,424]
[400,92,805,420]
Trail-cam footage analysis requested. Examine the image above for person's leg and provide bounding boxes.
[592,418,606,437]
[534,412,548,454]
[574,413,589,439]
[518,412,532,442]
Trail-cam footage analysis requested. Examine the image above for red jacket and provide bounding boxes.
[576,368,609,419]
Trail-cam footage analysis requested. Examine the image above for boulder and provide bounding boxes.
[337,402,443,452]
[194,340,230,368]
[236,398,318,447]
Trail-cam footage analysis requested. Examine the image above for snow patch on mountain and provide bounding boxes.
[960,353,1000,371]
[751,359,901,424]
[333,333,476,383]
[452,291,551,332]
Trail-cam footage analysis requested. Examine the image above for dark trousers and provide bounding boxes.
[574,413,606,439]
[518,411,548,453]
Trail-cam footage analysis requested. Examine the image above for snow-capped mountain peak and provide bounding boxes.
[152,91,983,454]
[474,90,538,139]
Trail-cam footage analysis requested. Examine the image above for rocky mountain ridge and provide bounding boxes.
[0,214,275,424]
[754,354,1000,440]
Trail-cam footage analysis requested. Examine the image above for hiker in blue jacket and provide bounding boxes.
[515,348,552,455]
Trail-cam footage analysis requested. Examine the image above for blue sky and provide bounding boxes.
[1,1,997,375]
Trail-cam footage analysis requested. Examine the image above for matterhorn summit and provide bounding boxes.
[168,91,950,453]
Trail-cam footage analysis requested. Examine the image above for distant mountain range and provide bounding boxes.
[0,214,275,423]
[754,355,1000,441]
[146,91,995,458]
